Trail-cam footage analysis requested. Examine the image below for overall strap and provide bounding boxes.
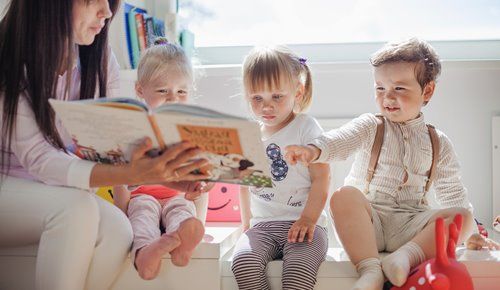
[365,115,385,193]
[425,124,440,192]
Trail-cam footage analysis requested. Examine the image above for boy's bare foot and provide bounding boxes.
[135,234,181,280]
[170,217,205,267]
[466,233,500,250]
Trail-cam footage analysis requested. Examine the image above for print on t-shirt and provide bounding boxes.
[266,143,288,182]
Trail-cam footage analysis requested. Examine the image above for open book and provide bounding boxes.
[49,98,272,188]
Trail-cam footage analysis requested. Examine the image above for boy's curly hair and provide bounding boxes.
[370,38,441,89]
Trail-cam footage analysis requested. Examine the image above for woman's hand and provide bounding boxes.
[288,216,316,243]
[284,144,321,166]
[128,138,209,185]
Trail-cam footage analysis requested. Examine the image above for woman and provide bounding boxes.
[0,1,207,289]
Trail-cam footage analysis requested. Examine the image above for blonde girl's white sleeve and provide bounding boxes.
[300,115,324,145]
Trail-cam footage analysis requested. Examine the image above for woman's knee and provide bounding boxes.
[97,199,133,249]
[53,190,100,229]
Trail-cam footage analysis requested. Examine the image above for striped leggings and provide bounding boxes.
[231,221,328,290]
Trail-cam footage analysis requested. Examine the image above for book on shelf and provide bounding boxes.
[144,16,156,47]
[134,12,147,52]
[125,6,143,68]
[49,98,273,188]
[121,3,167,69]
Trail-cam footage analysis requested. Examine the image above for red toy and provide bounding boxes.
[385,214,474,290]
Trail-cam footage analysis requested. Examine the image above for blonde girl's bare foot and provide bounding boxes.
[170,217,205,267]
[135,234,181,280]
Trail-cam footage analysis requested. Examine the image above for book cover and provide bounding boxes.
[50,98,272,188]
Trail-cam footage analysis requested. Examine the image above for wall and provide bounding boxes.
[0,0,7,15]
[129,60,500,223]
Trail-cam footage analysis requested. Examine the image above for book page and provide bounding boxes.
[155,113,272,187]
[51,101,157,164]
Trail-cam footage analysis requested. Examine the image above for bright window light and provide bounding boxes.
[180,0,500,47]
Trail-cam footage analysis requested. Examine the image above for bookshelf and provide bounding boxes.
[109,0,178,69]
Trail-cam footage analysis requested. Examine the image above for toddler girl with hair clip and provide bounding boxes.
[231,45,330,290]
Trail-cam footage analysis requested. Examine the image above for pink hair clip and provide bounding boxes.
[154,37,169,46]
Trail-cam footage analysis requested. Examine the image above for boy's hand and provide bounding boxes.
[288,217,316,243]
[184,181,215,201]
[284,145,321,166]
[466,233,500,250]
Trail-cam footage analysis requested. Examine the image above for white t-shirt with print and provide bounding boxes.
[250,114,328,227]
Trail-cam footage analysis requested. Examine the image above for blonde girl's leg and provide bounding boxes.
[162,195,204,267]
[126,194,168,280]
[0,177,99,290]
[281,226,328,290]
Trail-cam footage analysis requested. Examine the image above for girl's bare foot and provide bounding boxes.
[170,217,205,266]
[135,234,181,280]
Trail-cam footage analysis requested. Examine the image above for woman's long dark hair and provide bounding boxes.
[0,0,120,176]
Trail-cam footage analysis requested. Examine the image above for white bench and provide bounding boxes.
[0,223,241,290]
[221,246,500,290]
[1,224,499,290]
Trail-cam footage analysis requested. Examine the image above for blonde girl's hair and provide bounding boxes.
[242,45,312,112]
[137,37,193,90]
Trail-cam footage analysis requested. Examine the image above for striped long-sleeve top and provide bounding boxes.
[311,113,473,211]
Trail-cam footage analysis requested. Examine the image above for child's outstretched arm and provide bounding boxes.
[285,144,321,166]
[288,163,330,243]
[113,185,131,214]
[285,114,378,166]
[239,186,252,231]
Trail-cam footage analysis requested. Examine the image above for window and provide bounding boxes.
[179,0,500,64]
